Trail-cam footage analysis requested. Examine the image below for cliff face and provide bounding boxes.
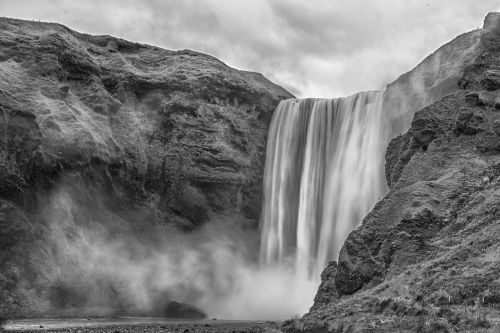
[0,18,292,316]
[382,27,482,141]
[288,13,500,332]
[0,17,292,227]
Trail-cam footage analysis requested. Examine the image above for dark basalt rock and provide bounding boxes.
[164,301,206,320]
[0,17,292,317]
[310,261,338,311]
[0,17,292,230]
[481,69,500,91]
[335,230,384,296]
[465,91,481,106]
[454,107,486,135]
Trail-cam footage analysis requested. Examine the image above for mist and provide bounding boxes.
[31,180,317,320]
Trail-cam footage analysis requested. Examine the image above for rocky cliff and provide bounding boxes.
[383,25,481,141]
[0,17,292,316]
[0,17,292,228]
[286,12,500,333]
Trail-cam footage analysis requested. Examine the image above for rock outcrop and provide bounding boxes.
[310,261,339,311]
[383,25,481,141]
[287,12,500,333]
[0,17,292,316]
[0,17,292,228]
[164,301,207,319]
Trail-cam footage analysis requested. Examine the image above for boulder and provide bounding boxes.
[454,107,485,135]
[465,91,481,106]
[481,69,500,91]
[164,301,206,320]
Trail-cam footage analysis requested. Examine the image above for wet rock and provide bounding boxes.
[310,261,338,310]
[164,301,206,320]
[335,230,384,296]
[0,200,33,251]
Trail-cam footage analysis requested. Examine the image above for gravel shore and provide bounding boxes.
[2,318,282,333]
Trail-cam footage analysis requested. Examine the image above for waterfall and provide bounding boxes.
[260,91,388,278]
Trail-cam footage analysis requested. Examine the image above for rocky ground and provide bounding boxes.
[2,318,280,333]
[285,12,500,333]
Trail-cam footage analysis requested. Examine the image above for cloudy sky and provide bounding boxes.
[1,0,499,97]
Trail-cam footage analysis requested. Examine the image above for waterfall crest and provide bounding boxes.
[260,91,388,278]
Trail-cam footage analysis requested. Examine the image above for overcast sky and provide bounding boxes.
[1,0,499,97]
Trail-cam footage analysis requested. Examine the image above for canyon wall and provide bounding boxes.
[287,12,500,332]
[0,17,292,316]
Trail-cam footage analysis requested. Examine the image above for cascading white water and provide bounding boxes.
[260,91,388,278]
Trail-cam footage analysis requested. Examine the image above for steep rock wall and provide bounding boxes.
[0,17,292,316]
[382,26,481,144]
[0,17,293,228]
[287,12,500,333]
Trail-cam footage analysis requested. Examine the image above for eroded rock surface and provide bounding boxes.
[0,17,291,316]
[0,17,291,229]
[288,12,500,333]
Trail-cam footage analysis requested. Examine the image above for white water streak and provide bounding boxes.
[260,92,388,279]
